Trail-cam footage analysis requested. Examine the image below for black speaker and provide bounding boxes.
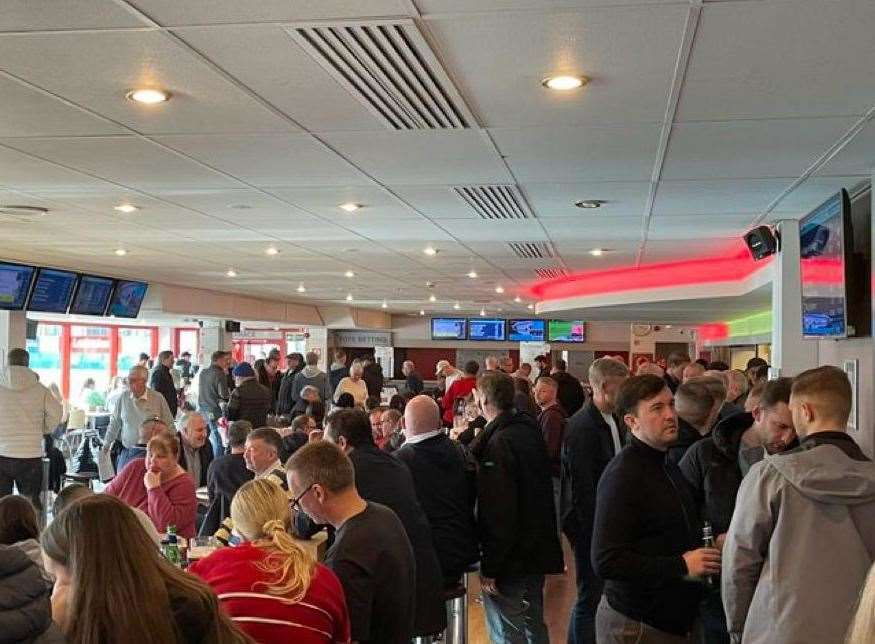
[744,226,778,261]
[224,320,241,332]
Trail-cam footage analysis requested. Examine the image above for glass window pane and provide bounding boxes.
[26,323,62,391]
[70,325,110,408]
[118,328,154,373]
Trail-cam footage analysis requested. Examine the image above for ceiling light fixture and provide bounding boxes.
[423,246,438,256]
[346,293,353,302]
[265,246,279,256]
[296,283,306,293]
[428,294,437,302]
[479,309,486,316]
[381,300,388,309]
[344,270,355,278]
[114,248,127,256]
[575,199,605,209]
[590,248,605,257]
[339,202,361,213]
[126,88,171,104]
[527,303,534,310]
[419,309,425,316]
[495,285,505,294]
[114,203,139,213]
[453,302,461,310]
[226,269,237,277]
[514,296,522,303]
[542,75,589,91]
[467,270,478,279]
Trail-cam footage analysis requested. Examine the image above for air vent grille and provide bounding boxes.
[454,185,532,220]
[508,242,556,259]
[288,20,473,130]
[535,266,568,280]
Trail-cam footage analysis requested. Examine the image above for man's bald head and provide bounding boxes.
[404,395,441,437]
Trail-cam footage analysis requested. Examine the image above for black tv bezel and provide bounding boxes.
[69,274,116,316]
[547,319,587,343]
[0,261,37,311]
[507,318,547,342]
[799,188,852,339]
[26,267,79,314]
[467,318,507,342]
[108,280,149,319]
[430,317,467,341]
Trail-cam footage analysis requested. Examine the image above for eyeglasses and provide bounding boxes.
[290,483,316,513]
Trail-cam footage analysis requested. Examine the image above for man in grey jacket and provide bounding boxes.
[722,366,875,644]
[291,352,331,408]
[198,350,231,457]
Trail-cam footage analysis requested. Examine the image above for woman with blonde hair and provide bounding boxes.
[41,494,250,644]
[847,562,875,644]
[189,478,350,642]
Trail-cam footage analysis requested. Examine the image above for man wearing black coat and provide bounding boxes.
[149,350,178,418]
[666,380,721,466]
[472,372,563,643]
[176,411,214,488]
[325,409,446,638]
[561,357,629,644]
[551,359,586,416]
[203,420,254,535]
[362,357,384,398]
[225,362,273,430]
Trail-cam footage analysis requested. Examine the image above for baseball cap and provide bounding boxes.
[232,362,255,378]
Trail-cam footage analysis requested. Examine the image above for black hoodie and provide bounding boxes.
[666,417,706,466]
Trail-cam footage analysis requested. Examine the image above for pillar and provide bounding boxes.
[197,321,233,368]
[0,311,27,366]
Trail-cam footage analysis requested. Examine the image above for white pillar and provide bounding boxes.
[198,321,233,367]
[158,326,173,354]
[0,311,27,366]
[771,219,818,376]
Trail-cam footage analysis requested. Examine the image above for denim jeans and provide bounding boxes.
[700,587,730,644]
[596,598,699,644]
[482,574,549,644]
[115,446,146,474]
[567,533,603,644]
[198,405,224,458]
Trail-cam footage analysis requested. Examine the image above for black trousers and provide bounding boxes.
[0,456,43,510]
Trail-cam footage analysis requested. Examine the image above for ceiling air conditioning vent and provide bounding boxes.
[288,19,474,130]
[508,242,555,259]
[454,185,532,220]
[535,266,568,280]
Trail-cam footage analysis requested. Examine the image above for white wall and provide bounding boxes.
[818,338,873,458]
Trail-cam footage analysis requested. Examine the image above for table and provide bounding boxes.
[85,411,111,432]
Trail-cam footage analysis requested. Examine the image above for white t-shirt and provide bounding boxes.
[602,411,623,456]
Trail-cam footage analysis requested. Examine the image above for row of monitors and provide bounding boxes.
[0,261,148,319]
[431,317,586,343]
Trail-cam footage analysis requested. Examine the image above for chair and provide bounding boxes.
[61,471,100,491]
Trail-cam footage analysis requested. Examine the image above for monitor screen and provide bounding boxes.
[468,318,506,341]
[508,319,546,342]
[0,262,36,311]
[69,275,115,316]
[548,320,586,343]
[27,268,78,313]
[108,280,148,318]
[800,191,849,337]
[431,318,467,340]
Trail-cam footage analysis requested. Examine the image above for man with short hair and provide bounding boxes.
[198,350,231,457]
[723,366,875,644]
[0,348,62,508]
[290,385,321,419]
[592,375,717,643]
[663,352,690,394]
[265,349,282,407]
[243,427,285,481]
[402,360,424,395]
[682,361,706,382]
[499,355,514,374]
[176,410,213,488]
[395,396,478,585]
[225,361,272,430]
[115,416,168,473]
[551,358,586,416]
[534,375,566,533]
[104,365,174,477]
[484,355,499,372]
[513,362,533,382]
[726,370,749,407]
[175,351,194,381]
[744,357,768,388]
[442,360,479,425]
[702,372,743,422]
[472,371,563,642]
[291,351,331,409]
[435,359,462,393]
[203,420,254,534]
[362,356,384,398]
[328,350,349,394]
[534,354,549,380]
[287,441,416,643]
[562,357,629,644]
[324,409,446,637]
[667,380,721,465]
[150,349,178,417]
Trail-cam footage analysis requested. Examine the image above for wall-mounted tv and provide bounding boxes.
[27,268,78,313]
[108,280,148,319]
[0,262,36,311]
[431,317,466,340]
[800,189,851,338]
[508,319,546,342]
[548,320,586,343]
[468,318,506,341]
[69,275,115,316]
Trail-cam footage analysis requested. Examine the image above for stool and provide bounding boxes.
[444,581,468,644]
[62,472,100,491]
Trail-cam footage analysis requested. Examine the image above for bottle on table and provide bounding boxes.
[164,525,181,567]
[702,521,716,588]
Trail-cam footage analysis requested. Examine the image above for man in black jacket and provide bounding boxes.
[149,350,178,418]
[203,420,253,535]
[362,357,384,398]
[325,408,446,638]
[225,362,273,430]
[561,357,629,644]
[663,352,690,394]
[394,395,478,585]
[667,380,721,466]
[592,375,720,643]
[551,359,586,416]
[472,371,563,643]
[176,411,214,488]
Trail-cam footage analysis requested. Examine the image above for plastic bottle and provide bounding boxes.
[702,521,716,588]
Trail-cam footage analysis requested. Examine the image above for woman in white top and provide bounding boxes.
[333,359,368,407]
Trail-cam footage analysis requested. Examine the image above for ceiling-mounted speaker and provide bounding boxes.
[224,320,241,332]
[744,226,779,261]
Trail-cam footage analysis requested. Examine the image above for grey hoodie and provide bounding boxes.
[723,438,875,644]
[0,366,62,458]
[291,366,331,405]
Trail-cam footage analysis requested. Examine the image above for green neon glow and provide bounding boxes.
[727,310,772,337]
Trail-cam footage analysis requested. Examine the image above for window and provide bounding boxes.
[26,323,62,391]
[118,328,154,373]
[70,325,110,407]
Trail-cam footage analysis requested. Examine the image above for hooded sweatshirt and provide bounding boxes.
[723,433,875,644]
[0,366,62,458]
[291,365,331,406]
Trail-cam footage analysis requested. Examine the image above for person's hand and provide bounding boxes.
[144,470,161,490]
[308,429,323,443]
[480,575,498,595]
[683,547,721,577]
[716,533,727,551]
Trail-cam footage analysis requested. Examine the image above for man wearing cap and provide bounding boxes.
[175,351,195,382]
[225,362,273,431]
[436,360,462,393]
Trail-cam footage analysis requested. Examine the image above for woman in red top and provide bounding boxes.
[190,478,351,644]
[441,360,480,425]
[105,430,198,538]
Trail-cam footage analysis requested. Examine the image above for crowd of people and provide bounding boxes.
[0,344,874,644]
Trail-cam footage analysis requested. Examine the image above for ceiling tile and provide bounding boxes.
[523,181,650,217]
[0,0,146,30]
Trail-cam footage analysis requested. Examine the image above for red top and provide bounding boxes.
[104,458,198,538]
[442,376,477,424]
[190,543,351,643]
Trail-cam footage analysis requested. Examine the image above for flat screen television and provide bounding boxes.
[548,319,586,343]
[108,280,148,319]
[430,317,466,340]
[27,268,78,313]
[508,319,546,342]
[0,262,36,311]
[69,274,115,316]
[800,189,851,338]
[468,318,506,341]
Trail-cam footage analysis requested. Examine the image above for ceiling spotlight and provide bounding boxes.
[479,309,486,316]
[381,300,388,309]
[265,246,279,256]
[428,294,437,303]
[423,246,438,256]
[590,248,606,256]
[495,285,505,294]
[575,199,605,209]
[126,88,171,104]
[467,270,478,279]
[114,203,139,213]
[226,269,237,277]
[338,202,361,213]
[453,302,461,310]
[114,248,127,256]
[514,296,522,303]
[296,283,306,293]
[542,75,589,91]
[527,303,534,310]
[346,293,353,302]
[344,270,355,278]
[419,309,425,316]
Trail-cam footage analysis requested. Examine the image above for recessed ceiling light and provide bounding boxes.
[419,309,425,316]
[114,203,139,213]
[344,270,355,278]
[346,293,353,302]
[296,283,306,293]
[527,303,534,310]
[514,296,522,303]
[114,248,127,256]
[453,302,460,310]
[428,294,437,302]
[575,199,606,209]
[542,75,589,91]
[479,309,486,316]
[126,88,171,104]
[590,248,607,256]
[423,246,438,256]
[381,300,388,309]
[339,202,361,213]
[467,270,478,279]
[265,246,279,256]
[495,285,505,294]
[226,269,237,277]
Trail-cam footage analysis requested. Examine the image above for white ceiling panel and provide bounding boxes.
[647,214,754,240]
[266,186,420,220]
[388,186,490,220]
[816,121,875,178]
[417,0,679,12]
[342,219,453,241]
[541,216,642,240]
[652,179,790,216]
[0,0,146,31]
[523,181,650,217]
[427,5,686,127]
[641,238,738,263]
[491,125,661,182]
[0,145,112,192]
